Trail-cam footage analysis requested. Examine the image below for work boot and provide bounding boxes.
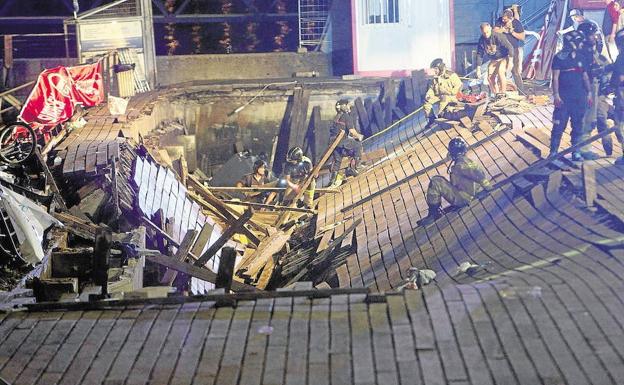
[580,151,599,160]
[329,172,343,188]
[425,114,437,128]
[603,138,614,157]
[345,165,359,177]
[418,204,442,226]
[328,171,338,186]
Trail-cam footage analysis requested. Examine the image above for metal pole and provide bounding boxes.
[140,0,157,88]
[63,23,69,58]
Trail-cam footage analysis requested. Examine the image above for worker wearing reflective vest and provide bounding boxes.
[423,58,463,126]
[419,137,491,226]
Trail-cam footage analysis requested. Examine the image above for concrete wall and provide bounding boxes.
[152,82,381,175]
[155,52,331,86]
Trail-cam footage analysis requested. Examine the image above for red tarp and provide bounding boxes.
[18,61,104,139]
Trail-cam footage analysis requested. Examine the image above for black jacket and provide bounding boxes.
[476,32,514,66]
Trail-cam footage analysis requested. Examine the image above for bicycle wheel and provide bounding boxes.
[0,122,36,165]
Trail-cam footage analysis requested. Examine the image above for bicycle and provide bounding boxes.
[0,121,37,165]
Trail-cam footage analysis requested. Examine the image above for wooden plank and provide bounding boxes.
[161,229,198,285]
[215,247,237,292]
[354,97,371,137]
[516,132,548,158]
[240,228,294,281]
[222,200,316,213]
[372,100,385,132]
[73,141,90,174]
[148,252,257,291]
[96,141,109,169]
[187,175,261,245]
[194,209,254,267]
[84,142,99,175]
[190,223,214,258]
[403,78,417,112]
[582,163,596,208]
[111,158,121,223]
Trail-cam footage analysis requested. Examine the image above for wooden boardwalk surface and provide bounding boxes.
[316,105,624,291]
[7,92,622,384]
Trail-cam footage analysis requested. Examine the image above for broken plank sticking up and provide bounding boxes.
[372,100,385,131]
[187,174,262,244]
[285,218,361,287]
[93,228,112,295]
[161,229,198,285]
[238,228,293,275]
[582,163,596,208]
[354,97,371,137]
[34,148,67,211]
[144,252,255,292]
[215,247,237,292]
[194,209,254,267]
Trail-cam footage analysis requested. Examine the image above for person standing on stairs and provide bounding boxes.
[418,137,492,226]
[608,28,624,165]
[550,30,593,161]
[328,99,364,187]
[423,58,463,128]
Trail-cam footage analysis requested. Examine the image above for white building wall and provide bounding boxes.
[353,0,454,76]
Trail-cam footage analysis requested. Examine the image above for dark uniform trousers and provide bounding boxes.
[550,96,587,154]
[330,135,363,173]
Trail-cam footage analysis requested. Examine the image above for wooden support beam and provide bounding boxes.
[145,252,256,292]
[582,163,596,208]
[161,229,198,285]
[93,228,112,295]
[216,246,237,292]
[204,186,339,194]
[141,216,182,249]
[222,200,317,214]
[111,158,121,224]
[34,148,67,211]
[187,174,261,244]
[53,211,99,240]
[194,209,254,267]
[190,223,214,258]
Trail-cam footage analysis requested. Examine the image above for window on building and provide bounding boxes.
[364,0,400,24]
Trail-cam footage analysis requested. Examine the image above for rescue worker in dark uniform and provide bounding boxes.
[329,99,364,186]
[609,28,624,165]
[423,58,463,126]
[419,137,491,226]
[236,159,276,204]
[281,146,316,208]
[577,21,607,160]
[550,30,593,161]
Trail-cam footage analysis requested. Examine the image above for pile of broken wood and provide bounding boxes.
[0,119,361,306]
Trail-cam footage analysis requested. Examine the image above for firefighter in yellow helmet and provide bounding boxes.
[423,58,463,127]
[280,146,316,209]
[419,137,492,225]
